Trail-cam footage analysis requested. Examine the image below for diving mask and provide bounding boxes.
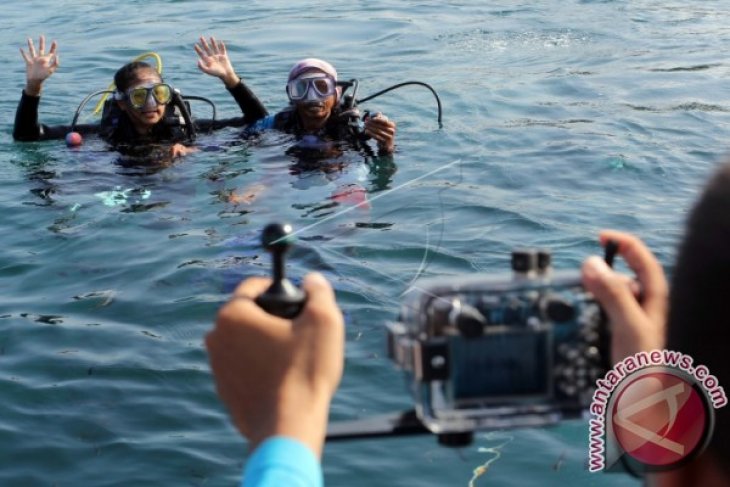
[286,74,337,102]
[120,83,173,109]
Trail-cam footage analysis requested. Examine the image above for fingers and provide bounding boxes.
[170,143,185,158]
[582,254,666,360]
[295,272,345,390]
[46,40,58,68]
[214,276,293,342]
[364,124,393,139]
[211,276,276,333]
[295,272,344,336]
[20,47,30,64]
[232,276,272,300]
[300,272,337,312]
[194,43,206,60]
[197,35,225,56]
[198,35,212,54]
[364,115,396,144]
[22,36,58,64]
[170,143,200,159]
[27,37,36,57]
[582,256,647,329]
[598,230,668,321]
[195,37,214,65]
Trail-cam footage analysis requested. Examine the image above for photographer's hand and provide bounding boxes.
[582,230,668,364]
[206,273,344,458]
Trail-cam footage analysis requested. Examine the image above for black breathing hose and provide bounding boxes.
[182,95,217,123]
[171,91,196,142]
[70,90,116,132]
[357,81,443,128]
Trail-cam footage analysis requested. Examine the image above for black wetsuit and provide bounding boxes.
[12,81,268,145]
[250,105,361,142]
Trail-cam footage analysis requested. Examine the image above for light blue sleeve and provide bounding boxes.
[244,115,276,135]
[242,436,323,487]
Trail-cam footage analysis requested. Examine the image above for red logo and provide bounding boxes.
[611,370,710,467]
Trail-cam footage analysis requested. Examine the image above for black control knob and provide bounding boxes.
[429,299,487,338]
[537,250,551,272]
[427,298,453,336]
[511,249,538,273]
[542,296,576,323]
[255,223,307,319]
[454,303,487,338]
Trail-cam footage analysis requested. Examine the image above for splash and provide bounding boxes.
[94,186,152,207]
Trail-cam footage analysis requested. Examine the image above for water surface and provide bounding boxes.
[2,1,730,485]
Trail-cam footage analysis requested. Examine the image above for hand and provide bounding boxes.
[20,35,59,96]
[581,230,668,364]
[170,143,199,158]
[228,183,266,205]
[194,36,239,88]
[364,113,396,154]
[206,273,345,457]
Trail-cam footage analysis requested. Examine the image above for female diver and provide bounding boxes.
[13,35,268,158]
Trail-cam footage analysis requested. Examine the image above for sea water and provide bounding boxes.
[1,1,729,485]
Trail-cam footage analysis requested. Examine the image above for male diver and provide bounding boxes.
[194,38,397,155]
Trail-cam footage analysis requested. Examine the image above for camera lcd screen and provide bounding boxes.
[450,329,550,401]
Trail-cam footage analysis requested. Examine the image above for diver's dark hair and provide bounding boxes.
[114,61,160,92]
[666,162,730,472]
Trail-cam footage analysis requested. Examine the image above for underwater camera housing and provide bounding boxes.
[386,249,609,441]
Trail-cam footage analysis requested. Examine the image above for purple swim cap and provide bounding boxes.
[288,58,337,82]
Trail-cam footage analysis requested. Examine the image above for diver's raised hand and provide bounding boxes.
[20,35,59,96]
[194,36,240,89]
[364,112,397,154]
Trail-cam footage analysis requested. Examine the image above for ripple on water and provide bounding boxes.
[3,1,730,486]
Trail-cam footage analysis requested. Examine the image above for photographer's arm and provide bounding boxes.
[581,230,668,364]
[206,273,344,486]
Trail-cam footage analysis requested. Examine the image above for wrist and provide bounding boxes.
[222,72,241,89]
[249,395,331,458]
[378,141,395,154]
[611,326,665,364]
[24,80,43,97]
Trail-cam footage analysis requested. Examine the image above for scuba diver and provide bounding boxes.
[13,35,268,159]
[195,39,398,206]
[194,40,397,155]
